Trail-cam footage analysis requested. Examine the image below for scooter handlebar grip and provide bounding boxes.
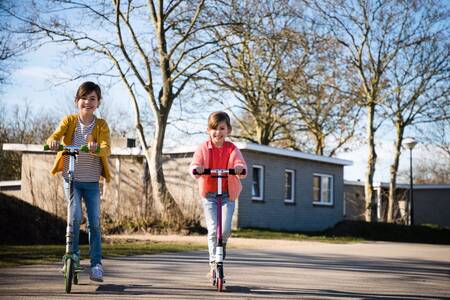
[79,145,100,153]
[43,144,64,151]
[192,169,211,175]
[228,169,246,175]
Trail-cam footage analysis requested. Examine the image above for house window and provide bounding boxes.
[313,174,333,205]
[252,165,264,200]
[284,169,295,203]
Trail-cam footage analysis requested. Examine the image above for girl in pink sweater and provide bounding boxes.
[190,111,247,280]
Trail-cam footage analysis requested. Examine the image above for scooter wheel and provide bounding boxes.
[64,258,74,293]
[211,269,217,286]
[217,278,223,292]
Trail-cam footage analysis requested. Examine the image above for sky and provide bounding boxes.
[2,43,440,184]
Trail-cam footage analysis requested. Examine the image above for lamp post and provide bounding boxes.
[403,137,417,226]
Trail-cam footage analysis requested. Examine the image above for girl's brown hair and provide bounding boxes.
[208,111,232,130]
[74,81,102,102]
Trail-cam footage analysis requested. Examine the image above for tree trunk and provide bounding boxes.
[314,133,325,156]
[146,114,184,226]
[387,122,404,222]
[256,125,264,145]
[255,121,271,145]
[147,5,184,227]
[364,103,377,222]
[142,158,152,220]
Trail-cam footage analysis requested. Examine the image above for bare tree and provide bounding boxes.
[309,0,445,221]
[382,2,450,222]
[0,32,14,86]
[417,118,450,158]
[283,31,362,156]
[0,101,16,180]
[0,0,30,88]
[0,100,57,180]
[205,0,296,145]
[398,151,450,184]
[2,0,231,226]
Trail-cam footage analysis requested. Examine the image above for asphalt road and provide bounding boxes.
[1,240,449,299]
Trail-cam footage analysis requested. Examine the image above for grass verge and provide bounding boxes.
[232,228,362,243]
[233,221,450,245]
[0,241,204,268]
[326,220,450,244]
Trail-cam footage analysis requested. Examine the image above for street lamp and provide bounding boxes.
[403,137,417,226]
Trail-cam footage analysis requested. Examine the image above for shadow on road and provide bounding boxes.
[93,284,449,299]
[230,250,450,278]
[96,284,153,295]
[226,285,450,299]
[1,246,449,299]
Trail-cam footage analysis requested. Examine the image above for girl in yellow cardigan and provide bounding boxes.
[47,81,111,282]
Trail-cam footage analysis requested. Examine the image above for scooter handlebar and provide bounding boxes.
[192,169,210,175]
[43,144,63,151]
[43,144,100,153]
[192,168,246,176]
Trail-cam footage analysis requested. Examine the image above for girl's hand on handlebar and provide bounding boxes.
[88,141,98,153]
[49,140,61,151]
[195,166,204,174]
[235,165,244,175]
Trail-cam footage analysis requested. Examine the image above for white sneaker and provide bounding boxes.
[90,263,103,282]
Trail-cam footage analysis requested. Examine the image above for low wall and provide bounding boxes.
[0,180,22,198]
[343,184,365,220]
[17,152,202,229]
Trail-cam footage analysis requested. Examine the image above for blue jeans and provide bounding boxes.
[202,192,235,262]
[63,180,102,267]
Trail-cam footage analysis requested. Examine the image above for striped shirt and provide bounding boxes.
[63,117,102,182]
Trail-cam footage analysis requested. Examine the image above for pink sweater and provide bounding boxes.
[190,140,247,201]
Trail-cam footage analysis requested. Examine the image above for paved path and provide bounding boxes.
[0,239,449,299]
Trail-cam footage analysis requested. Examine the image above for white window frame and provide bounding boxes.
[284,169,295,203]
[252,165,264,201]
[312,173,334,206]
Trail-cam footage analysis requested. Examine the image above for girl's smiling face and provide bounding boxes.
[77,90,99,115]
[208,120,231,147]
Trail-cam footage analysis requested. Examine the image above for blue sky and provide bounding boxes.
[2,43,438,183]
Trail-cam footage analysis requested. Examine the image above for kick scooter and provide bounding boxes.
[44,144,97,293]
[193,168,245,292]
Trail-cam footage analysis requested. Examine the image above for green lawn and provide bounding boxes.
[0,241,204,268]
[232,228,362,243]
[233,221,450,245]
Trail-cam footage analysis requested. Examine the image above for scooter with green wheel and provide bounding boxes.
[44,143,97,293]
[192,168,246,292]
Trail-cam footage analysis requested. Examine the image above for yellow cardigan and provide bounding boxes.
[47,114,111,182]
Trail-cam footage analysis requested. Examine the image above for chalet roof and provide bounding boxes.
[166,142,352,166]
